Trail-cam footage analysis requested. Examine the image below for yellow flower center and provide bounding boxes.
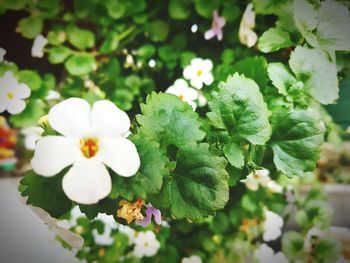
[197,69,203,77]
[80,138,100,158]
[6,92,14,100]
[178,94,184,101]
[144,242,149,247]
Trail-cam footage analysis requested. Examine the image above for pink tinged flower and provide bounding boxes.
[136,204,161,227]
[31,98,141,205]
[204,10,226,41]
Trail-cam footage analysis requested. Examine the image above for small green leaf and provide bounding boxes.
[270,107,325,177]
[110,135,168,200]
[258,27,293,53]
[194,0,220,18]
[137,92,205,149]
[64,55,96,76]
[168,0,190,20]
[147,20,169,42]
[208,73,272,145]
[152,143,229,220]
[282,231,304,260]
[267,62,296,96]
[18,16,43,39]
[314,238,341,262]
[48,46,72,64]
[137,44,156,59]
[18,70,42,91]
[20,170,72,218]
[223,143,244,169]
[66,24,95,50]
[289,46,339,104]
[100,33,119,54]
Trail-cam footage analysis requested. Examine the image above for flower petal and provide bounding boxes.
[204,29,215,40]
[203,59,213,71]
[48,98,92,137]
[31,136,79,177]
[202,73,214,86]
[91,100,130,138]
[7,99,26,114]
[190,78,203,89]
[62,158,112,204]
[99,138,140,177]
[16,83,31,99]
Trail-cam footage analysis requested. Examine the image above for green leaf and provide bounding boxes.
[253,0,289,15]
[180,51,197,68]
[230,56,268,89]
[153,143,229,220]
[48,46,72,64]
[194,0,220,18]
[289,46,339,104]
[258,27,293,53]
[10,99,46,127]
[137,92,205,149]
[18,16,43,39]
[64,55,96,76]
[222,3,240,22]
[208,73,272,145]
[66,24,95,50]
[147,20,169,42]
[105,0,126,19]
[20,170,72,218]
[79,198,118,220]
[110,135,168,200]
[47,30,66,46]
[100,33,119,54]
[270,107,325,177]
[18,70,42,91]
[168,0,190,20]
[314,238,341,262]
[282,231,304,260]
[267,62,296,96]
[223,143,244,169]
[137,44,156,59]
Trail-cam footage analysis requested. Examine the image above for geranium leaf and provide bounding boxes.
[208,73,272,145]
[270,107,325,177]
[136,92,205,149]
[152,143,229,220]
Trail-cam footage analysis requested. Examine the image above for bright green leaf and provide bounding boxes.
[48,46,72,64]
[18,70,42,91]
[18,16,43,39]
[64,55,96,76]
[66,24,95,50]
[282,231,305,260]
[223,143,244,169]
[258,27,294,53]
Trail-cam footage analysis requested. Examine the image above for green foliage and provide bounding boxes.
[66,25,95,50]
[18,16,43,39]
[258,27,294,53]
[48,46,72,64]
[64,55,96,76]
[282,231,305,260]
[152,143,229,220]
[208,73,272,145]
[270,107,325,177]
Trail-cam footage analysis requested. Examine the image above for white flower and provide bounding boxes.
[182,255,202,263]
[31,98,141,204]
[92,213,118,245]
[0,71,31,114]
[254,244,288,263]
[267,181,283,194]
[239,3,258,47]
[31,34,48,58]
[166,79,199,110]
[0,48,6,62]
[241,169,271,191]
[58,206,84,229]
[263,209,283,242]
[133,231,160,258]
[197,93,207,107]
[46,90,60,101]
[119,225,137,245]
[183,58,214,89]
[21,126,43,150]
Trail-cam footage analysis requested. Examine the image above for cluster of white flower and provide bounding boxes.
[263,208,283,242]
[254,243,288,263]
[241,169,283,193]
[166,58,213,110]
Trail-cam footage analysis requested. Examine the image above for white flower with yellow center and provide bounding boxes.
[241,169,271,191]
[166,79,199,110]
[182,255,203,263]
[267,180,283,194]
[32,34,48,58]
[0,71,31,114]
[254,244,288,263]
[183,58,214,89]
[133,231,160,258]
[239,3,258,48]
[263,209,283,242]
[31,98,141,204]
[21,126,44,150]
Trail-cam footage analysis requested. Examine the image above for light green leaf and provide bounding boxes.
[64,55,96,76]
[258,27,293,53]
[136,92,205,149]
[153,143,229,220]
[66,25,95,50]
[18,16,43,39]
[208,73,272,145]
[314,238,341,262]
[18,70,42,91]
[48,46,72,64]
[110,135,168,200]
[289,46,339,104]
[223,143,244,169]
[253,0,289,15]
[194,0,220,18]
[282,231,305,261]
[168,0,190,20]
[20,170,72,218]
[270,107,325,177]
[267,62,296,96]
